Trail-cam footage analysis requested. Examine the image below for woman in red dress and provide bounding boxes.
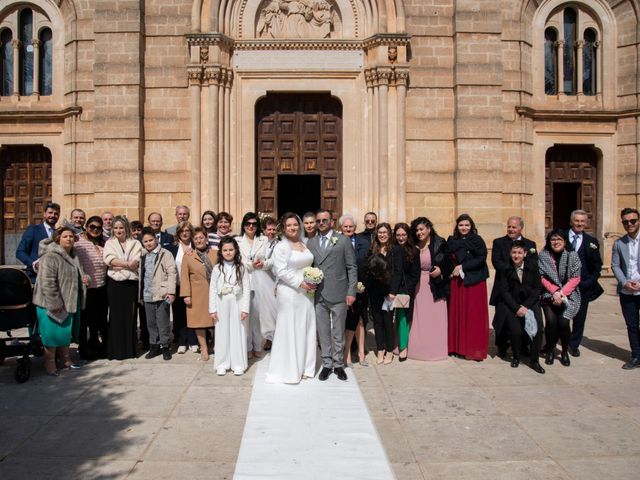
[446,213,490,360]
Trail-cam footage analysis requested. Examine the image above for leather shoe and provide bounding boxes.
[318,367,332,381]
[622,357,640,370]
[545,350,554,365]
[334,367,348,381]
[162,347,172,361]
[530,362,546,374]
[560,351,571,367]
[569,347,580,357]
[510,358,520,368]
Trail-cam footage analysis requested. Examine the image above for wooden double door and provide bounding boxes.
[256,93,342,219]
[1,146,52,264]
[545,145,597,233]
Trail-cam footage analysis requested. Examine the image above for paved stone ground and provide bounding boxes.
[1,277,638,479]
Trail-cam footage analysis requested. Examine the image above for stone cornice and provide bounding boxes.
[186,33,235,49]
[186,33,411,52]
[516,106,640,121]
[234,39,363,51]
[0,106,82,121]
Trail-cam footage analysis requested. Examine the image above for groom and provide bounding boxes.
[308,209,358,381]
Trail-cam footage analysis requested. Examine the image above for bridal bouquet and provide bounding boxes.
[303,266,324,298]
[356,282,365,294]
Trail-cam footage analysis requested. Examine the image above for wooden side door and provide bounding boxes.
[256,93,342,217]
[1,146,52,264]
[545,145,597,233]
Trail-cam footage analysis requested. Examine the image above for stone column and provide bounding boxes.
[576,40,584,96]
[218,76,225,207]
[371,73,380,215]
[377,69,390,220]
[365,71,375,213]
[223,71,232,209]
[557,40,565,95]
[189,66,202,221]
[395,71,408,222]
[11,39,19,96]
[32,39,41,96]
[93,0,145,218]
[204,66,220,212]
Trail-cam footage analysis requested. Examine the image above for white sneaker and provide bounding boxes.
[190,345,200,353]
[177,346,187,354]
[233,369,244,376]
[216,368,227,376]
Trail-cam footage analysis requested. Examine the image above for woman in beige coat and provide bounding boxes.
[181,227,217,360]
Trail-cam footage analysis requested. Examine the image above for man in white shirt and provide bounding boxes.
[612,207,640,369]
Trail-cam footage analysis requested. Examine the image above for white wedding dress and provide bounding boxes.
[265,242,317,384]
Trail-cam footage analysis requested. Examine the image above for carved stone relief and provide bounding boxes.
[256,0,342,39]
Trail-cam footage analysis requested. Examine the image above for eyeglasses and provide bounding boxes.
[317,218,330,224]
[365,219,376,224]
[87,225,102,232]
[245,222,258,227]
[622,218,638,226]
[550,238,565,243]
[179,229,191,234]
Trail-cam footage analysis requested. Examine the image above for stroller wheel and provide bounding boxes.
[15,360,30,383]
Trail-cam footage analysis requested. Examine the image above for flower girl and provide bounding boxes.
[209,237,250,375]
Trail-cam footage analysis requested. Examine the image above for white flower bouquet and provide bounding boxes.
[356,281,365,294]
[303,266,324,298]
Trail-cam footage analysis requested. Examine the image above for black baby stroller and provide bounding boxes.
[0,265,41,383]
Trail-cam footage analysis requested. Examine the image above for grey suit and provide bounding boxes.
[307,231,358,368]
[612,234,640,359]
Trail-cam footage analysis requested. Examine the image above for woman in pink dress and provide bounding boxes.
[446,214,490,361]
[408,217,452,360]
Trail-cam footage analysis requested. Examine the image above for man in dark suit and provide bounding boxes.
[567,209,603,357]
[492,240,545,373]
[16,201,60,282]
[339,213,370,366]
[148,212,174,247]
[490,216,538,356]
[611,207,640,369]
[357,211,377,244]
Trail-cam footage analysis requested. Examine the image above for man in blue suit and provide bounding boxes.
[16,202,61,282]
[567,209,603,357]
[612,207,640,369]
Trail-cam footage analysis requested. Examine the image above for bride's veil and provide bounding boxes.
[278,212,305,245]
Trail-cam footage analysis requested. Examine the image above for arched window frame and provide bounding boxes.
[542,4,602,98]
[0,5,53,98]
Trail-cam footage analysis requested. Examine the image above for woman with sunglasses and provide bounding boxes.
[237,212,275,358]
[166,221,198,354]
[74,216,109,359]
[538,229,581,366]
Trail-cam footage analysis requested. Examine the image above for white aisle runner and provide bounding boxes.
[233,358,396,480]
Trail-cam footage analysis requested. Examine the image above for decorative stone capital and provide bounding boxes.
[575,40,584,48]
[203,66,222,85]
[393,69,409,87]
[375,68,393,86]
[556,40,564,48]
[32,39,42,48]
[187,66,203,85]
[12,39,21,49]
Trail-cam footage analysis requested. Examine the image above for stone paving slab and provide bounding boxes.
[0,279,637,479]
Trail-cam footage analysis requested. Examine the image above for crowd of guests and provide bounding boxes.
[15,201,640,377]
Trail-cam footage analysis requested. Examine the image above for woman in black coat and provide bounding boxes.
[390,223,420,361]
[492,240,545,373]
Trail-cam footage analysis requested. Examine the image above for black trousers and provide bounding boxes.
[369,293,395,352]
[542,304,571,352]
[80,285,109,357]
[506,308,543,360]
[569,288,591,350]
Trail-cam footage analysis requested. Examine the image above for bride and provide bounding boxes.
[265,212,317,384]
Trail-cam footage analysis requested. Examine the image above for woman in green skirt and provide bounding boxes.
[33,226,87,376]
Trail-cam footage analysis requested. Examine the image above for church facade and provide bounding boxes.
[0,0,638,266]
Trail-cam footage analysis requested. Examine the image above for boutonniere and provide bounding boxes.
[589,242,598,250]
[330,235,339,246]
[529,247,536,254]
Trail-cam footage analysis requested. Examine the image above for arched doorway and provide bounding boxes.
[545,145,598,233]
[255,93,342,219]
[0,145,52,264]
